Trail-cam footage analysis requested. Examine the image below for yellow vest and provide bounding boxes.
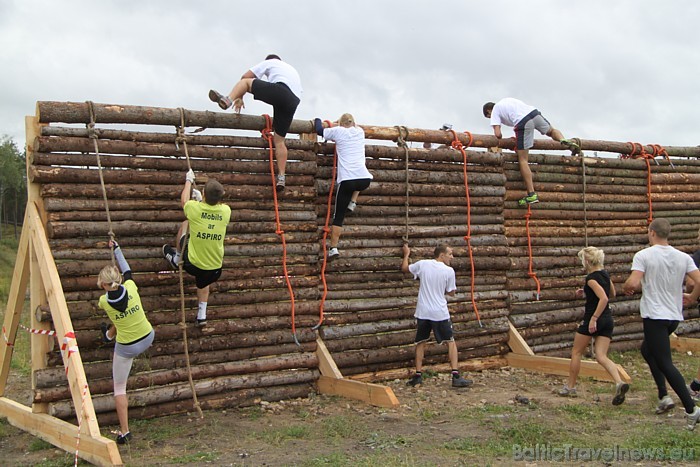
[98,280,153,344]
[184,200,231,270]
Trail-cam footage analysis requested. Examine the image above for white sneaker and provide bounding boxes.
[327,247,339,261]
[347,201,357,212]
[656,395,675,414]
[686,406,700,431]
[276,174,286,192]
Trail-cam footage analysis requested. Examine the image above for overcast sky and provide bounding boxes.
[1,0,699,149]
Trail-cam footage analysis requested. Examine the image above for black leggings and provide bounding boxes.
[640,318,695,413]
[332,178,371,227]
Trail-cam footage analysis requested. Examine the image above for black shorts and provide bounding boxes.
[577,313,614,339]
[333,178,371,227]
[415,318,454,344]
[251,80,300,137]
[183,248,222,289]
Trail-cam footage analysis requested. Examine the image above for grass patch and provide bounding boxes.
[129,416,189,443]
[359,432,411,451]
[302,451,352,466]
[169,451,219,463]
[28,437,53,452]
[257,424,311,445]
[321,414,367,440]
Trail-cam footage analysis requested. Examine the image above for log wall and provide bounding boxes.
[28,102,700,423]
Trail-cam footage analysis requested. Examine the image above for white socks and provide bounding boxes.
[197,302,207,321]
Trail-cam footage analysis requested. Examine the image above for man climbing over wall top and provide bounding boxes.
[401,243,473,389]
[163,170,231,326]
[482,97,580,207]
[209,54,303,192]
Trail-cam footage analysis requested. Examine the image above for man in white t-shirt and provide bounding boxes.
[623,218,700,430]
[314,113,373,260]
[209,54,302,192]
[401,243,472,388]
[482,98,580,207]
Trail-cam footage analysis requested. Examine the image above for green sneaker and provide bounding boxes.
[517,193,539,207]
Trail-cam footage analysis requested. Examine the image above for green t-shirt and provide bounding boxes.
[98,280,153,344]
[184,200,231,270]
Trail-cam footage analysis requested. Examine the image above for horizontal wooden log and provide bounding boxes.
[36,102,700,156]
[95,383,312,425]
[35,353,317,403]
[47,327,318,366]
[34,340,316,388]
[48,368,320,418]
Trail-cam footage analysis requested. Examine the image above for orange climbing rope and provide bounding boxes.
[316,120,336,330]
[262,114,298,344]
[449,130,481,326]
[524,205,541,300]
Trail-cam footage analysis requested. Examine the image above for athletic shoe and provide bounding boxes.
[688,385,700,403]
[347,201,357,212]
[517,193,539,207]
[687,406,700,431]
[327,247,340,261]
[612,382,630,406]
[452,375,473,388]
[655,395,675,414]
[116,431,132,445]
[196,318,207,327]
[407,373,423,387]
[557,385,577,397]
[276,174,286,192]
[560,139,581,155]
[162,244,178,269]
[208,89,232,110]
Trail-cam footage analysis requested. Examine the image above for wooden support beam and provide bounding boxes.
[0,397,121,467]
[506,352,631,383]
[316,376,399,408]
[0,222,30,395]
[315,335,399,408]
[315,336,343,378]
[507,321,534,356]
[670,334,700,353]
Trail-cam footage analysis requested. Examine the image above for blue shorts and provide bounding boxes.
[514,110,551,150]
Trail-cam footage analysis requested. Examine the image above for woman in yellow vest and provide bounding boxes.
[97,240,154,445]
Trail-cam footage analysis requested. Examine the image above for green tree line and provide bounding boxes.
[0,135,27,240]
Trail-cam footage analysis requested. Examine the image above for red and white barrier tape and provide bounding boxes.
[74,383,89,467]
[61,331,79,375]
[2,326,13,347]
[3,324,58,348]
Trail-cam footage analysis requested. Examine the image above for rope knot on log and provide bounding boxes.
[395,126,409,148]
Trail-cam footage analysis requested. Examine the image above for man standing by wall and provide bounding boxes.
[401,243,472,388]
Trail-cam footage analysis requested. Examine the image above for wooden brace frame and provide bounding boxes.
[506,321,631,383]
[0,116,122,466]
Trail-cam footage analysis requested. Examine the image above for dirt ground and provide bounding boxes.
[2,351,700,466]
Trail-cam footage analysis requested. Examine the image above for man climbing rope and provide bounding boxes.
[401,243,473,388]
[163,170,231,326]
[314,113,373,260]
[209,54,302,192]
[482,97,580,206]
[97,239,155,445]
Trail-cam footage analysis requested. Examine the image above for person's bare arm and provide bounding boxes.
[492,125,502,139]
[622,270,644,295]
[401,244,411,274]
